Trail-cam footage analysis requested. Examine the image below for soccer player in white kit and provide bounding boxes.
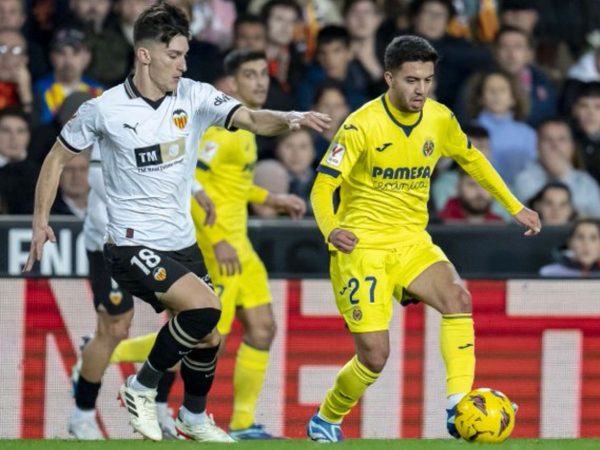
[24,2,329,442]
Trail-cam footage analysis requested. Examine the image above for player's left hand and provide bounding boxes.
[513,207,541,236]
[287,111,331,133]
[269,194,307,219]
[194,190,216,226]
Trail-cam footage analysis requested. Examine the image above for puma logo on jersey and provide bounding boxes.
[123,122,139,133]
[343,124,358,131]
[375,142,392,152]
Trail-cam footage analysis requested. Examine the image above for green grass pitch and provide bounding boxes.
[0,440,599,450]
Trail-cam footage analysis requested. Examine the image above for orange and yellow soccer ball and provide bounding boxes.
[455,388,516,443]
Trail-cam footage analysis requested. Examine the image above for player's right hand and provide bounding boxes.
[23,223,56,272]
[328,228,358,254]
[213,240,242,276]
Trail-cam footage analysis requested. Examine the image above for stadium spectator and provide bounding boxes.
[407,0,493,108]
[514,118,600,218]
[0,107,37,214]
[232,14,267,51]
[113,0,155,47]
[29,91,92,165]
[189,0,236,51]
[539,218,600,277]
[34,27,103,125]
[468,70,537,185]
[295,25,374,111]
[51,153,89,218]
[571,82,600,185]
[438,169,504,224]
[0,29,33,112]
[0,0,49,81]
[275,129,316,215]
[493,25,557,126]
[343,0,384,83]
[251,159,289,218]
[311,81,350,160]
[261,0,305,94]
[66,0,132,87]
[529,181,576,226]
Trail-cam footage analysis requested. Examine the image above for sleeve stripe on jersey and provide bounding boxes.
[224,103,243,131]
[57,134,84,154]
[317,164,341,178]
[90,160,101,165]
[196,160,210,171]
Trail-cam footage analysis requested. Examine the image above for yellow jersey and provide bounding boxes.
[311,94,523,249]
[190,126,268,247]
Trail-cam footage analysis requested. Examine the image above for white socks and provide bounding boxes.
[179,406,207,425]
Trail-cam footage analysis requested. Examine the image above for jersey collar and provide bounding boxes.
[124,74,176,110]
[381,94,423,138]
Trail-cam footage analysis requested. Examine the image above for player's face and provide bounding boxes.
[573,96,600,136]
[232,58,269,108]
[147,34,189,92]
[569,223,600,268]
[481,74,514,116]
[538,188,573,225]
[385,61,434,112]
[234,23,267,51]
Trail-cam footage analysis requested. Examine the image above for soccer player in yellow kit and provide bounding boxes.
[190,49,306,439]
[306,35,541,442]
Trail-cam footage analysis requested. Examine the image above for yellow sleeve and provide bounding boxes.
[311,117,366,240]
[442,113,523,215]
[248,184,269,204]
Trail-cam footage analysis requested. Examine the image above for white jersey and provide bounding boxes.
[60,76,241,250]
[82,144,106,252]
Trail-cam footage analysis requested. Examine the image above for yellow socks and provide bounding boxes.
[441,314,475,397]
[110,332,157,363]
[319,355,380,423]
[230,342,270,430]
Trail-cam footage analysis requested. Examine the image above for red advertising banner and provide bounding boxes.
[1,278,599,439]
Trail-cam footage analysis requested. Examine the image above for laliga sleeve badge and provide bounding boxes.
[326,142,345,167]
[352,306,363,321]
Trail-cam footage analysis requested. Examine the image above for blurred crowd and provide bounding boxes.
[1,0,600,270]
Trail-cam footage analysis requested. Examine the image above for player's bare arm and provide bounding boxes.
[328,228,359,254]
[193,190,216,226]
[231,106,331,135]
[513,207,542,236]
[23,141,79,272]
[263,193,307,219]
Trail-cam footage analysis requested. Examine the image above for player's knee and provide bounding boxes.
[245,319,276,349]
[197,328,221,348]
[175,307,221,343]
[440,285,472,314]
[97,312,132,344]
[359,348,388,373]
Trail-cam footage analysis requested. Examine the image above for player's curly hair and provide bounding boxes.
[384,35,438,72]
[133,2,189,46]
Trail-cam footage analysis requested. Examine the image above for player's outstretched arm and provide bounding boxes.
[231,106,331,136]
[23,141,78,272]
[513,206,542,236]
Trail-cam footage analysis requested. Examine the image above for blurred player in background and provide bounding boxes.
[307,35,540,442]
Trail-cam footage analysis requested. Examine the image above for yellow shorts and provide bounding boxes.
[200,239,271,335]
[330,237,448,333]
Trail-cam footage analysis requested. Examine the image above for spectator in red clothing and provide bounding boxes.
[0,29,33,112]
[439,169,504,224]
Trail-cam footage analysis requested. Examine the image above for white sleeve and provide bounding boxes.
[193,82,242,130]
[191,180,204,195]
[58,98,103,153]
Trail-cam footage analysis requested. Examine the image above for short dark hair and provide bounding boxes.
[342,0,379,17]
[234,13,265,32]
[574,81,600,102]
[261,0,302,22]
[384,35,438,71]
[529,181,573,209]
[0,107,30,128]
[317,25,350,49]
[312,80,348,106]
[409,0,456,20]
[536,117,572,134]
[494,25,532,48]
[224,49,267,76]
[568,218,600,240]
[462,124,490,140]
[133,2,189,46]
[501,0,538,12]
